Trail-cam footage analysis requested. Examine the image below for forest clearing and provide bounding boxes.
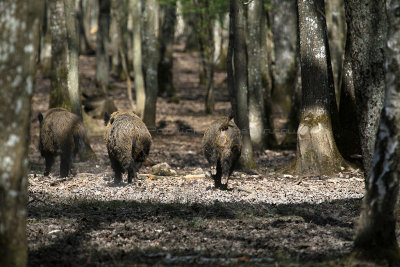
[2,0,400,266]
[26,46,365,266]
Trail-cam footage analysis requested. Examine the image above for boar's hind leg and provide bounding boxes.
[214,159,222,188]
[60,148,73,177]
[44,154,55,176]
[220,158,231,190]
[127,160,138,184]
[109,156,123,183]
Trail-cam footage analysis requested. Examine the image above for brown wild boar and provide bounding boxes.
[38,108,88,177]
[104,111,152,183]
[202,115,242,189]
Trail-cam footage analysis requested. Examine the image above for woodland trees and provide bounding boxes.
[0,1,44,266]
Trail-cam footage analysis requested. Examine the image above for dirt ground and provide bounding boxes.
[27,45,369,266]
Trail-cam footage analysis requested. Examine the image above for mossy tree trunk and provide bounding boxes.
[0,1,44,266]
[95,0,110,91]
[291,0,348,175]
[353,1,400,262]
[229,0,257,169]
[343,0,387,179]
[142,0,159,129]
[247,0,266,149]
[158,0,177,98]
[49,0,71,111]
[129,0,146,116]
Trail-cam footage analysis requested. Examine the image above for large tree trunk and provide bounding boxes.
[353,1,400,262]
[158,0,177,98]
[290,0,348,175]
[95,0,111,90]
[142,0,159,128]
[344,0,387,178]
[49,0,71,110]
[230,0,257,169]
[129,0,146,116]
[39,2,52,76]
[247,0,266,149]
[0,1,44,266]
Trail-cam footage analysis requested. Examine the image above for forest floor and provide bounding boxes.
[27,45,372,266]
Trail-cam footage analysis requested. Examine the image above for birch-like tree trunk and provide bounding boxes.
[0,1,44,266]
[230,0,257,169]
[95,0,110,90]
[353,1,400,262]
[129,0,146,116]
[290,0,349,175]
[142,0,159,128]
[344,0,387,178]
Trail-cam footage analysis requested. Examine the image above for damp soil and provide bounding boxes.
[28,45,369,266]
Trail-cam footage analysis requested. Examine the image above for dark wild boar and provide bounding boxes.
[202,115,242,189]
[104,111,152,183]
[38,108,88,177]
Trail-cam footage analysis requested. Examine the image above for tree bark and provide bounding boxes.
[49,0,71,110]
[64,0,82,118]
[290,0,348,175]
[142,0,159,128]
[353,1,400,262]
[0,1,44,266]
[129,0,146,116]
[95,0,110,90]
[230,0,257,169]
[158,0,177,98]
[247,0,266,149]
[344,0,387,178]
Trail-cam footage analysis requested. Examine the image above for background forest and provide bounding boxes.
[1,0,400,266]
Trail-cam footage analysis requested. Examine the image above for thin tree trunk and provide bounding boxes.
[344,0,387,179]
[289,0,349,175]
[129,0,146,116]
[95,0,110,90]
[64,0,82,118]
[231,0,257,169]
[39,2,52,76]
[247,0,266,149]
[49,0,71,110]
[142,0,159,128]
[0,2,44,266]
[158,0,177,98]
[353,1,400,262]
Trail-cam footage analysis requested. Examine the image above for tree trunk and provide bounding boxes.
[95,0,110,90]
[353,1,400,262]
[158,0,177,98]
[344,0,387,179]
[230,0,257,169]
[39,2,52,76]
[49,0,71,110]
[247,0,266,149]
[129,0,146,116]
[64,0,82,118]
[290,0,348,175]
[0,1,44,266]
[270,0,297,118]
[142,0,159,128]
[325,0,346,105]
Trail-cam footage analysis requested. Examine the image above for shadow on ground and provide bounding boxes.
[28,195,362,266]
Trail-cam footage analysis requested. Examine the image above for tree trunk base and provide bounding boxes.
[283,109,353,175]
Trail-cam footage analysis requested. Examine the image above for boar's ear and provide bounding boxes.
[104,112,111,126]
[38,113,43,123]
